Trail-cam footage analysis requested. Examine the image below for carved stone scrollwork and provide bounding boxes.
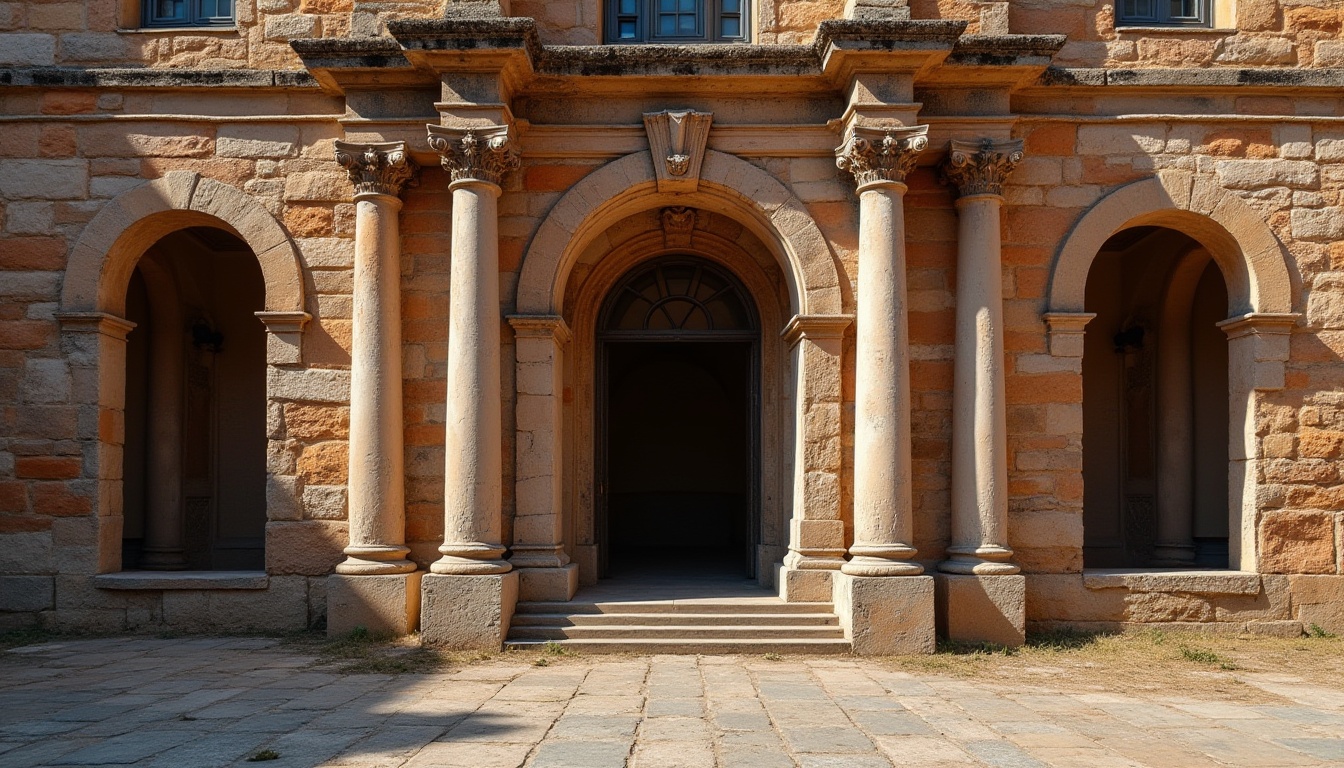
[661,206,696,248]
[643,109,713,193]
[426,124,520,187]
[835,124,929,189]
[334,141,418,198]
[941,138,1025,198]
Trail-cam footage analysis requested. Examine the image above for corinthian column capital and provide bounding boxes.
[427,124,520,187]
[835,124,928,189]
[334,141,418,198]
[941,138,1024,198]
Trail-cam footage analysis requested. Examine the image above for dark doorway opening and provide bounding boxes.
[596,257,759,580]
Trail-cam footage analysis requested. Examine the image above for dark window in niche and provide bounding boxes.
[143,0,234,28]
[606,0,749,43]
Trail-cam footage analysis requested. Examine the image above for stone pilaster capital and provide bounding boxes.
[835,124,928,189]
[507,314,572,345]
[941,138,1024,198]
[55,311,136,340]
[254,310,313,335]
[334,141,418,199]
[782,314,854,346]
[427,123,520,188]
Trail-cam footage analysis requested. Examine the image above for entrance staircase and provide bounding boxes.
[505,593,850,655]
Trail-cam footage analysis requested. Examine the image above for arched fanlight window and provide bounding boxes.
[601,258,756,335]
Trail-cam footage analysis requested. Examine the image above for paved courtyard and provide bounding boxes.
[2,636,1344,768]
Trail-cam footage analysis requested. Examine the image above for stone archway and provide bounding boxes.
[1045,171,1300,572]
[61,171,305,316]
[57,172,307,574]
[515,149,844,318]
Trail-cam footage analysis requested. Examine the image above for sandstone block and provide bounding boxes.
[1243,620,1304,638]
[1124,591,1214,622]
[161,575,309,632]
[268,367,351,403]
[1216,159,1318,190]
[216,125,300,159]
[420,572,518,650]
[833,573,935,655]
[0,575,54,611]
[296,441,347,486]
[0,34,55,66]
[302,484,347,519]
[326,572,422,637]
[266,474,302,521]
[284,403,350,440]
[1291,208,1344,243]
[1025,573,1125,622]
[264,13,319,40]
[776,564,835,603]
[58,33,126,62]
[265,520,347,575]
[284,171,348,202]
[935,573,1025,647]
[1315,40,1344,68]
[1213,36,1295,65]
[1259,511,1336,574]
[517,564,579,601]
[0,159,86,200]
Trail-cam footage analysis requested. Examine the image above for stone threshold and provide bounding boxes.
[93,571,269,590]
[1082,568,1261,595]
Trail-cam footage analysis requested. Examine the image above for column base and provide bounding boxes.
[336,545,416,576]
[327,572,423,638]
[933,573,1025,647]
[518,564,579,601]
[833,572,935,655]
[420,572,519,650]
[775,563,837,603]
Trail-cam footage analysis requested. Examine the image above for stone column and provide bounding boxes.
[832,124,934,655]
[137,260,187,571]
[421,124,521,649]
[935,138,1026,647]
[940,138,1022,577]
[835,124,927,579]
[507,314,578,601]
[325,142,422,637]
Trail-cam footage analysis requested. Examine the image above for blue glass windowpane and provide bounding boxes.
[722,0,738,11]
[1170,0,1195,16]
[200,0,218,17]
[619,19,637,37]
[620,0,636,12]
[678,0,695,11]
[721,16,739,36]
[152,0,187,20]
[679,13,695,31]
[659,15,675,34]
[659,0,674,11]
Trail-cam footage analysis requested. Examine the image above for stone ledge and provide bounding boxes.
[0,68,319,89]
[949,34,1067,66]
[93,571,269,590]
[1082,569,1262,595]
[1041,66,1344,88]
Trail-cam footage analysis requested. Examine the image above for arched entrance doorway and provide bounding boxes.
[596,257,760,579]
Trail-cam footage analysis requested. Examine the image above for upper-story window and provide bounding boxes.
[1117,0,1210,26]
[606,0,749,43]
[143,0,234,28]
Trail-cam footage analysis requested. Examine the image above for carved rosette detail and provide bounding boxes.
[835,125,929,189]
[426,124,520,187]
[334,141,417,198]
[941,138,1024,198]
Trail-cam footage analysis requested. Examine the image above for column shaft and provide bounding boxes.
[435,180,511,574]
[140,261,186,570]
[944,193,1017,574]
[847,182,922,576]
[340,192,414,574]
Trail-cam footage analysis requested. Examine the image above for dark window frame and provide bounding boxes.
[142,0,235,29]
[605,0,749,44]
[1116,0,1212,27]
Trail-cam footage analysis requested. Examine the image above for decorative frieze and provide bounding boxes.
[426,124,520,187]
[334,141,417,198]
[941,138,1024,198]
[835,124,928,189]
[644,110,713,193]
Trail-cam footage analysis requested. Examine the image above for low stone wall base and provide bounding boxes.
[420,572,519,650]
[833,572,935,655]
[518,564,579,601]
[326,572,423,638]
[934,573,1025,647]
[775,564,835,603]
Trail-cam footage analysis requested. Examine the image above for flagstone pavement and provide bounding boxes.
[2,637,1343,768]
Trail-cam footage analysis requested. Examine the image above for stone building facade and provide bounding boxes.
[1,0,1343,652]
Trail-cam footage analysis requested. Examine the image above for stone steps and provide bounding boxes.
[506,598,850,654]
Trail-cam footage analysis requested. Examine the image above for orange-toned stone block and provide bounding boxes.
[15,456,80,480]
[1260,511,1336,574]
[284,403,349,441]
[296,441,348,486]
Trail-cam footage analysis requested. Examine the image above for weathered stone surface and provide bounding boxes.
[296,441,347,485]
[934,574,1025,647]
[265,521,347,575]
[0,34,56,66]
[0,575,54,611]
[92,571,268,590]
[1291,208,1344,243]
[0,160,86,200]
[1082,569,1262,595]
[1025,574,1125,622]
[1216,159,1318,190]
[268,367,351,403]
[420,572,518,650]
[216,125,300,158]
[1213,36,1296,65]
[302,484,347,519]
[160,575,309,631]
[326,572,422,637]
[1259,511,1336,574]
[1289,574,1344,633]
[285,403,350,440]
[833,573,935,655]
[1123,591,1214,623]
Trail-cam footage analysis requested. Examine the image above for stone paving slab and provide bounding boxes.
[2,638,1343,768]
